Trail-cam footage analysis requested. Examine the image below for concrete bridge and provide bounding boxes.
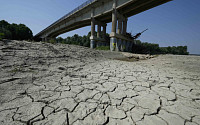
[34,0,172,51]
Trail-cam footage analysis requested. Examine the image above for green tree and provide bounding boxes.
[0,33,5,40]
[0,28,12,39]
[57,37,64,43]
[17,24,33,40]
[0,20,33,40]
[82,35,90,47]
[66,36,71,44]
[49,38,56,44]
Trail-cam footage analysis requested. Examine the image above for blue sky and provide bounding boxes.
[0,0,200,54]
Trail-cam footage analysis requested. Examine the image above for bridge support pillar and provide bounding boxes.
[116,19,122,51]
[54,38,57,43]
[118,19,122,34]
[122,18,129,51]
[116,39,121,51]
[42,38,45,42]
[110,0,117,51]
[103,25,106,39]
[128,41,132,52]
[90,7,108,48]
[96,42,101,47]
[110,37,117,51]
[44,37,48,42]
[90,18,96,49]
[90,40,96,49]
[96,25,101,47]
[121,40,126,51]
[103,25,107,46]
[126,41,129,52]
[123,19,127,35]
[124,41,128,52]
[130,41,134,52]
[122,19,128,52]
[97,25,101,39]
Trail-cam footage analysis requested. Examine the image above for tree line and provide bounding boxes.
[0,20,33,40]
[55,32,189,55]
[0,19,188,55]
[55,34,90,47]
[132,40,189,55]
[53,31,110,48]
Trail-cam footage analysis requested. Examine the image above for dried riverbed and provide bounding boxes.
[0,40,200,125]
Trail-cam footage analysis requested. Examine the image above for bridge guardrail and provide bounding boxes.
[36,0,96,37]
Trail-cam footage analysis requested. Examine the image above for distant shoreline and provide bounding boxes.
[189,54,200,56]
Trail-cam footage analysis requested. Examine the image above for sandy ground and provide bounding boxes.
[0,40,200,125]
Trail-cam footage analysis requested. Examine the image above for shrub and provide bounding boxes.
[49,39,56,44]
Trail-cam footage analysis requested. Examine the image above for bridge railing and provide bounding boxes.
[60,0,96,21]
[36,0,96,37]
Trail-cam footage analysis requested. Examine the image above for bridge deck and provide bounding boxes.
[34,0,171,39]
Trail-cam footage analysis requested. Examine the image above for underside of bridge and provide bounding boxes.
[34,0,172,51]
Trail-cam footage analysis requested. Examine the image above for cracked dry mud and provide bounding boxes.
[0,40,200,125]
